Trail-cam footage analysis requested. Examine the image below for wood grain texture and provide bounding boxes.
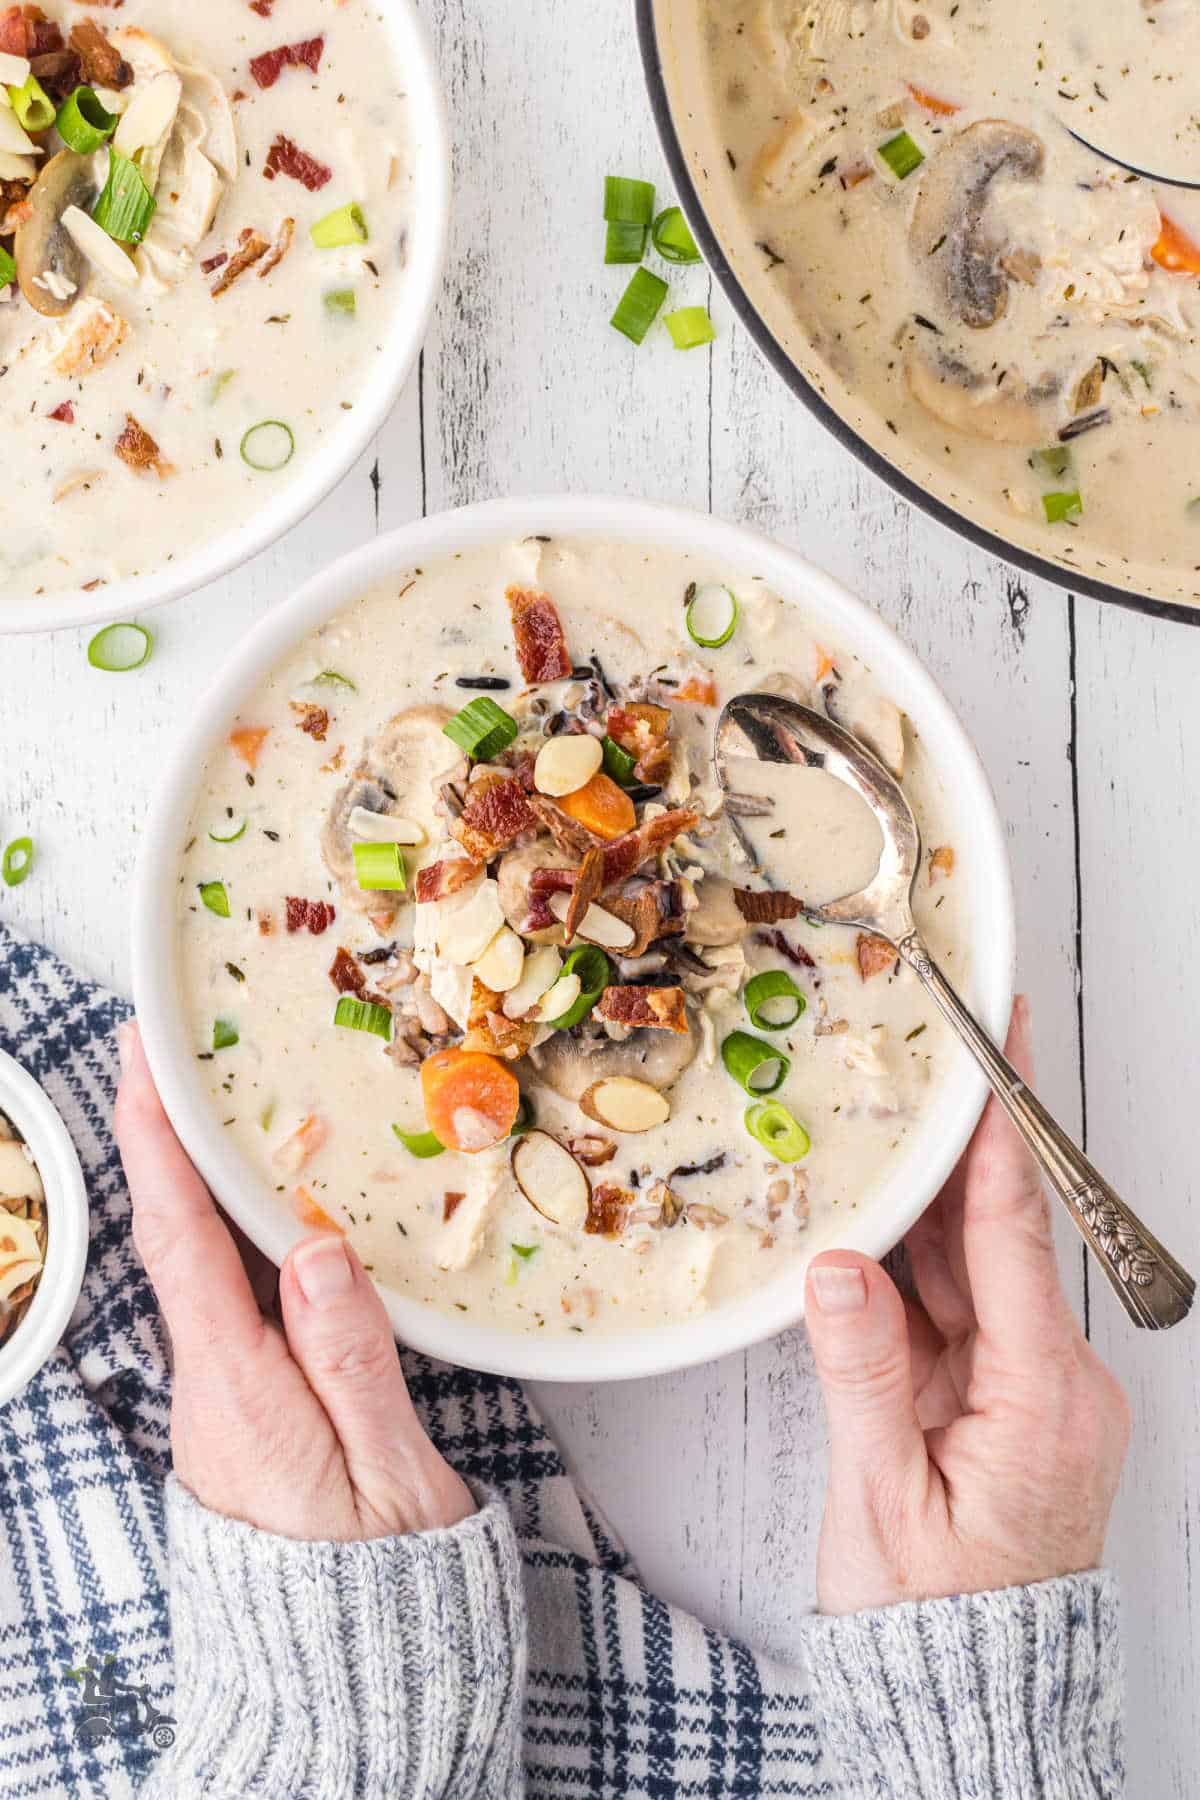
[0,0,1194,1783]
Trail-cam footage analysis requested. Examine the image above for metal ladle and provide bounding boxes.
[715,692,1195,1331]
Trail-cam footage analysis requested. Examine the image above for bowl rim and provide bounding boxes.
[132,493,1015,1383]
[0,1048,90,1406]
[0,0,451,639]
[634,0,1200,633]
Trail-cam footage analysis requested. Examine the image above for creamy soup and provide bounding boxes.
[692,0,1200,598]
[177,536,967,1337]
[0,1109,46,1343]
[0,0,413,599]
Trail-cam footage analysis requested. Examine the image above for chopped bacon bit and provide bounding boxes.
[114,415,174,480]
[286,897,336,936]
[506,585,572,684]
[586,1182,632,1238]
[258,216,295,278]
[443,1192,464,1223]
[527,794,603,857]
[598,808,701,888]
[230,726,270,769]
[462,979,537,1060]
[211,228,271,295]
[275,1115,328,1174]
[606,701,673,783]
[928,845,955,884]
[69,18,131,88]
[0,8,27,53]
[567,1134,617,1167]
[734,887,804,925]
[521,865,577,932]
[906,81,960,116]
[328,947,366,996]
[263,134,332,191]
[563,846,604,942]
[28,47,77,100]
[0,6,62,56]
[415,857,485,904]
[250,35,324,88]
[672,672,719,706]
[290,701,330,742]
[604,881,686,956]
[856,933,897,980]
[201,252,228,274]
[756,928,816,972]
[595,984,688,1034]
[452,774,536,862]
[48,402,74,424]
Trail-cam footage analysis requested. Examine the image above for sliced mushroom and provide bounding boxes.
[683,875,750,949]
[905,348,1049,446]
[511,1130,591,1229]
[529,1011,699,1103]
[824,688,906,780]
[910,120,1045,329]
[496,840,575,945]
[15,151,98,318]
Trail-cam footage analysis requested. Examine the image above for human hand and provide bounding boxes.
[805,997,1131,1614]
[114,1020,474,1542]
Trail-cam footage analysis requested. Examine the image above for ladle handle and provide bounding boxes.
[899,935,1195,1331]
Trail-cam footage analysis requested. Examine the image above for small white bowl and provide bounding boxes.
[0,0,450,638]
[0,1049,90,1407]
[133,496,1015,1383]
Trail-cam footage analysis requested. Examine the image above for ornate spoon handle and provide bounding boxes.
[898,935,1195,1331]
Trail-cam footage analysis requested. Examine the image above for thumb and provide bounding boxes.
[805,1252,926,1488]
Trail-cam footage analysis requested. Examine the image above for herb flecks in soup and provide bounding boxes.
[0,1,412,597]
[179,538,966,1336]
[0,1110,47,1343]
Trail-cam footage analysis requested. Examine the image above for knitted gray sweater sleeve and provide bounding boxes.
[139,1476,526,1800]
[800,1569,1124,1798]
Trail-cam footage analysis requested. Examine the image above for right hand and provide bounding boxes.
[804,997,1131,1615]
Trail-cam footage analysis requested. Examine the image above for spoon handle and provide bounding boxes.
[899,935,1195,1331]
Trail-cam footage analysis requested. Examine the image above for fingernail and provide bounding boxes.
[116,1020,138,1074]
[293,1235,354,1308]
[811,1265,868,1315]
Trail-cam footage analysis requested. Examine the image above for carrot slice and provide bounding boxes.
[559,772,637,840]
[673,673,719,706]
[813,645,836,684]
[906,82,959,116]
[292,1186,343,1234]
[230,726,270,769]
[273,1114,328,1174]
[420,1048,521,1154]
[1151,214,1200,274]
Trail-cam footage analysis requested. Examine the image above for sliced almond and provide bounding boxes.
[0,53,31,88]
[61,206,140,289]
[0,1141,43,1204]
[547,891,636,951]
[472,926,525,994]
[348,806,427,846]
[0,1214,42,1267]
[534,733,603,798]
[511,1130,591,1229]
[0,106,40,158]
[538,972,581,1023]
[580,1076,672,1134]
[502,944,562,1020]
[113,71,183,161]
[435,877,505,965]
[0,1259,42,1304]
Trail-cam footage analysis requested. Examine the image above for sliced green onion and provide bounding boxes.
[686,582,738,648]
[87,622,153,672]
[311,201,368,248]
[605,220,648,265]
[744,1100,811,1162]
[240,421,295,472]
[0,245,14,290]
[1131,359,1153,389]
[547,946,610,1030]
[1,837,33,888]
[511,1242,539,1260]
[878,130,924,180]
[56,84,117,153]
[208,818,247,844]
[652,205,701,264]
[443,695,518,761]
[664,306,716,350]
[393,1125,445,1158]
[311,669,357,691]
[198,880,230,917]
[259,1101,276,1131]
[721,1029,790,1096]
[1031,444,1072,480]
[604,175,655,226]
[744,970,806,1030]
[1042,490,1082,524]
[611,267,668,345]
[9,73,55,134]
[212,1018,239,1051]
[208,368,237,404]
[601,735,638,785]
[352,841,406,891]
[1188,497,1200,517]
[92,148,156,244]
[334,995,392,1040]
[510,1095,536,1138]
[324,287,357,316]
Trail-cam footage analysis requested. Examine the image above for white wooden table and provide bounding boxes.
[4,0,1198,1789]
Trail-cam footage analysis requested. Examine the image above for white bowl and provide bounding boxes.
[0,1049,90,1407]
[0,0,450,638]
[133,496,1015,1382]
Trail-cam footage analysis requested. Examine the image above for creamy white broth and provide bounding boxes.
[177,536,968,1337]
[0,1,412,600]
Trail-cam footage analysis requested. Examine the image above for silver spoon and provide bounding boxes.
[715,692,1195,1331]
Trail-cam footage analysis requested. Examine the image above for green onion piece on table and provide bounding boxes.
[603,175,655,226]
[878,130,924,180]
[311,202,368,248]
[87,622,153,672]
[9,73,55,133]
[1031,445,1072,480]
[547,946,610,1030]
[744,970,806,1030]
[604,219,648,265]
[392,1125,446,1159]
[208,818,247,844]
[198,880,230,918]
[352,840,406,891]
[744,1100,811,1162]
[240,421,295,472]
[601,735,637,785]
[611,267,668,345]
[333,996,393,1040]
[664,306,716,350]
[0,246,14,290]
[652,205,701,264]
[212,1018,239,1051]
[443,695,518,760]
[92,148,156,244]
[686,582,738,648]
[1042,490,1082,524]
[324,288,357,316]
[311,670,357,690]
[510,1095,536,1138]
[56,84,117,153]
[1,838,34,889]
[721,1029,790,1095]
